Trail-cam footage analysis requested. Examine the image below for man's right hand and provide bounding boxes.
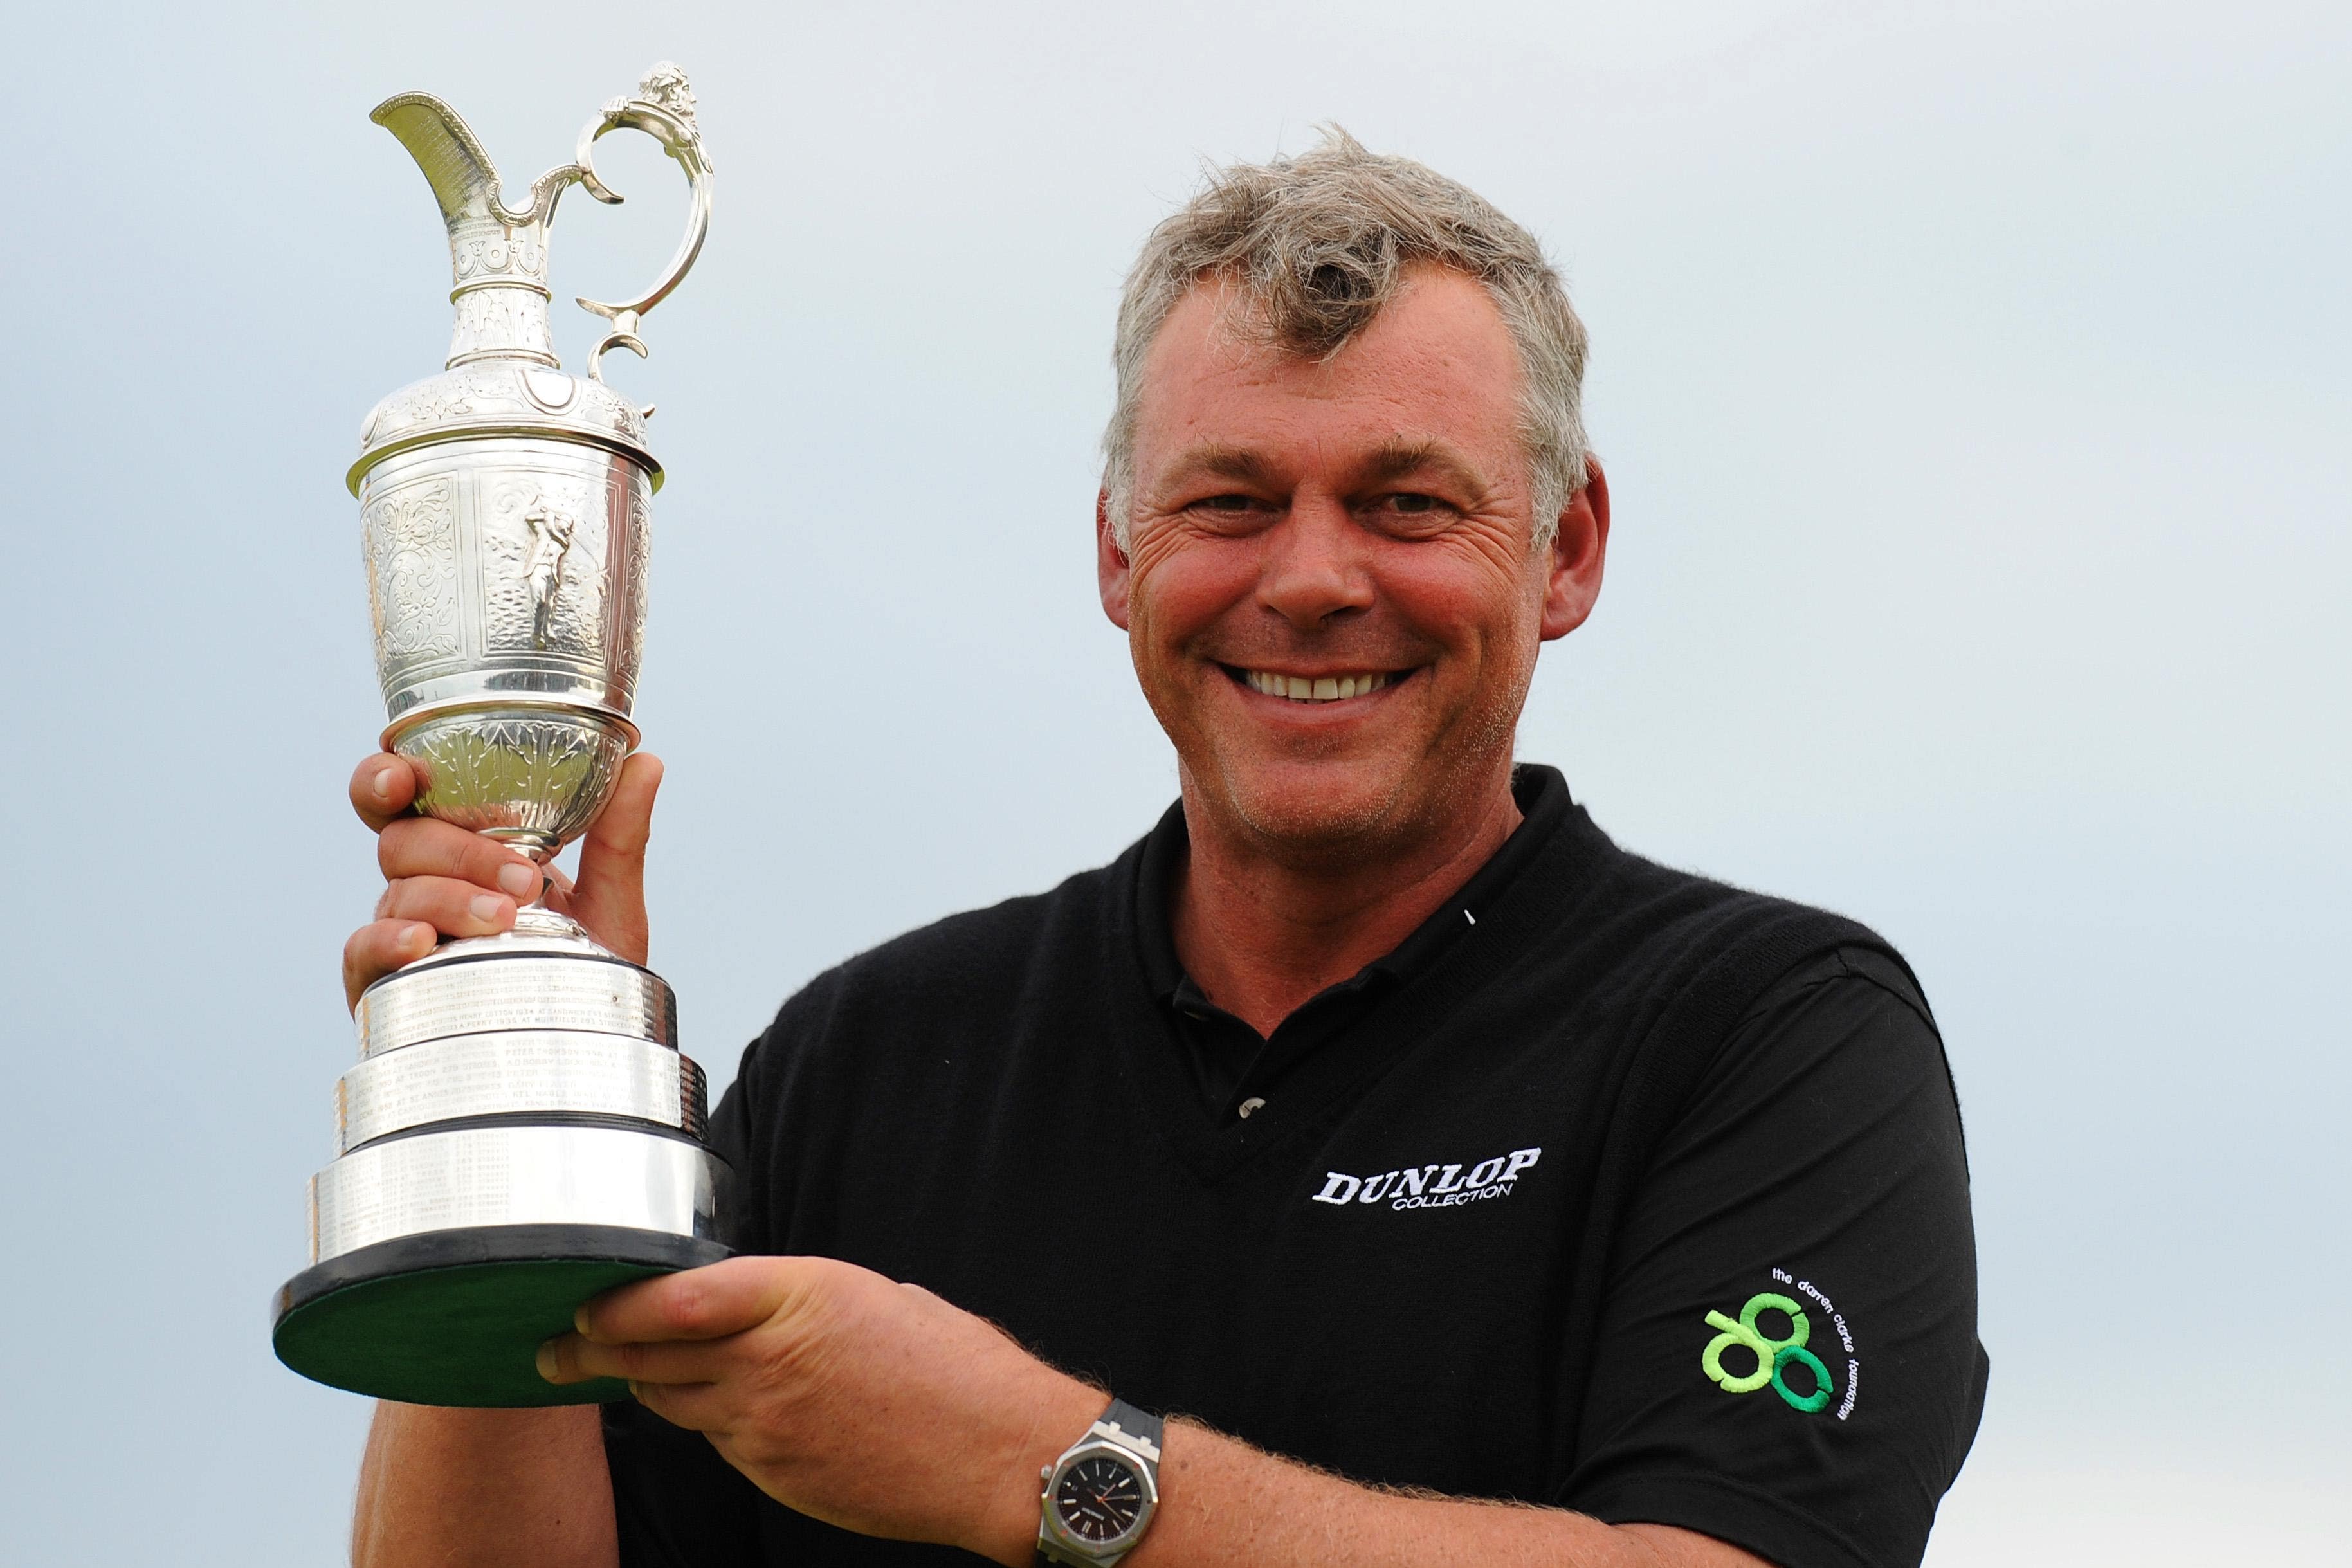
[340,749,664,1012]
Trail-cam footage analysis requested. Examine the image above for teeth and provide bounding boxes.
[1244,669,1392,703]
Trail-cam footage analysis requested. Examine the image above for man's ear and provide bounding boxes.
[1539,457,1610,642]
[1097,489,1133,631]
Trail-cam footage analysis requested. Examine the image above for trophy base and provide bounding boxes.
[272,1222,729,1407]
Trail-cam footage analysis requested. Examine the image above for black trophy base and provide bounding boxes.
[273,1224,732,1407]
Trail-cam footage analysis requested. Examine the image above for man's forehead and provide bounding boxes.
[1131,275,1523,493]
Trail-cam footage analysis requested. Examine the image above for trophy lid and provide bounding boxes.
[353,361,662,495]
[349,64,712,495]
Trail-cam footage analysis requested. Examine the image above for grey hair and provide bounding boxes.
[1102,127,1590,550]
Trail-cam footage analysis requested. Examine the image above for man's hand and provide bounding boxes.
[536,1257,1101,1563]
[339,750,664,1010]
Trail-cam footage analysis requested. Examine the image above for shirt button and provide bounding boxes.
[1237,1097,1266,1120]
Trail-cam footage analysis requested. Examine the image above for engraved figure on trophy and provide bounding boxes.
[273,66,726,1408]
[522,495,579,650]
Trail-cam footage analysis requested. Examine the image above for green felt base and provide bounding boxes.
[273,1225,729,1407]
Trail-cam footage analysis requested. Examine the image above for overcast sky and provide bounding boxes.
[3,3,2345,1563]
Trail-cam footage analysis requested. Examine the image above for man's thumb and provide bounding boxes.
[581,752,663,878]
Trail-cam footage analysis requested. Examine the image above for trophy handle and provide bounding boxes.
[572,63,714,387]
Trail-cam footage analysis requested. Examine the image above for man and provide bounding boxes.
[343,132,1985,1568]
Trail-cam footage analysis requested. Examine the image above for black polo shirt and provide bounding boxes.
[605,766,1987,1568]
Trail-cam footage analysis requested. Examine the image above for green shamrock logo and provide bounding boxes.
[1702,1291,1835,1414]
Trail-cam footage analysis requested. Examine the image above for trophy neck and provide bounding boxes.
[391,909,624,972]
[448,284,558,369]
[368,92,571,372]
[444,217,560,370]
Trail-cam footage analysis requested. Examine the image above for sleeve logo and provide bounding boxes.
[1701,1283,1852,1417]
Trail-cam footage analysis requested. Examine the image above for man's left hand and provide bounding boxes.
[537,1255,1099,1563]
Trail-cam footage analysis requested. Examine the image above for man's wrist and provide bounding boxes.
[969,1375,1105,1567]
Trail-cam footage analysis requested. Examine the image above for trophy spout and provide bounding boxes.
[370,93,584,368]
[371,95,508,230]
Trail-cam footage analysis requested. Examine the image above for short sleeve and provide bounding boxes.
[1557,949,1988,1568]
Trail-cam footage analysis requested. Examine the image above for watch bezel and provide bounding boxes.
[1040,1436,1160,1560]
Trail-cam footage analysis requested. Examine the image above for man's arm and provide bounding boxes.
[1553,951,1983,1565]
[1129,1423,1763,1568]
[352,1407,615,1568]
[538,1255,1769,1568]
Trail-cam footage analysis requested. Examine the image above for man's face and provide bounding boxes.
[1100,267,1609,859]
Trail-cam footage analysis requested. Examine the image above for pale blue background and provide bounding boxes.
[3,3,2344,1562]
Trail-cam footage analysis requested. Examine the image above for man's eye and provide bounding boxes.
[1378,492,1450,518]
[1196,494,1259,513]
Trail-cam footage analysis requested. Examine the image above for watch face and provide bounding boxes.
[1053,1454,1145,1542]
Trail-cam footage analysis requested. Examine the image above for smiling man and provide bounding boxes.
[346,132,1985,1568]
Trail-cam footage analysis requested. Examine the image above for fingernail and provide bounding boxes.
[370,764,399,803]
[535,1341,561,1382]
[401,924,433,954]
[469,893,506,923]
[497,862,539,897]
[574,1306,593,1336]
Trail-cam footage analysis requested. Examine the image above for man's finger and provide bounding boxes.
[348,753,421,833]
[623,1376,722,1434]
[575,1255,800,1345]
[343,919,439,1010]
[572,753,662,904]
[379,816,542,898]
[534,1331,724,1387]
[376,875,521,938]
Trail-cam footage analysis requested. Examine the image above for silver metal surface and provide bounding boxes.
[356,949,677,1057]
[282,67,722,1329]
[309,1123,725,1263]
[354,64,711,866]
[338,1031,706,1153]
[364,433,653,707]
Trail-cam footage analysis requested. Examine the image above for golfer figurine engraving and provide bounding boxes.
[271,65,729,1407]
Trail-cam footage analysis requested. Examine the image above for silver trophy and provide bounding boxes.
[273,66,727,1407]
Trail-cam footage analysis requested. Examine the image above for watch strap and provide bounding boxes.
[1092,1399,1164,1463]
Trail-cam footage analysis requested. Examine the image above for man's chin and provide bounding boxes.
[1197,758,1418,859]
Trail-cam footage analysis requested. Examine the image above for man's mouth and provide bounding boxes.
[1230,667,1399,704]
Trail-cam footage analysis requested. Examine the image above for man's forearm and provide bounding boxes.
[353,1403,617,1568]
[533,1257,1771,1567]
[1110,1421,1767,1568]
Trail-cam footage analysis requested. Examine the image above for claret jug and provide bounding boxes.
[272,65,727,1407]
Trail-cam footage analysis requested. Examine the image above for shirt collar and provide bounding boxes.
[1136,764,1576,1010]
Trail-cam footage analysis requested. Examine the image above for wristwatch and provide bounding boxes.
[1035,1398,1163,1567]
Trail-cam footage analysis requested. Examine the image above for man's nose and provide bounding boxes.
[1255,495,1372,628]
